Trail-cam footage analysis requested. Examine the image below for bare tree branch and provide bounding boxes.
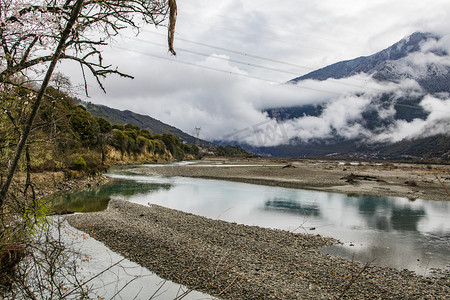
[0,0,86,208]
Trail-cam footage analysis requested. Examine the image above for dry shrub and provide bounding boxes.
[0,244,26,292]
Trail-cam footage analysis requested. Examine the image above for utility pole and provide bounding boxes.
[195,127,201,145]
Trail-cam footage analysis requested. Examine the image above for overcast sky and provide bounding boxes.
[62,0,450,145]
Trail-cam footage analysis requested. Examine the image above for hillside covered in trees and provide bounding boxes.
[80,100,216,149]
[0,84,202,176]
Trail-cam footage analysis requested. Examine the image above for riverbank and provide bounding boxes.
[68,199,449,299]
[12,170,111,200]
[132,158,450,201]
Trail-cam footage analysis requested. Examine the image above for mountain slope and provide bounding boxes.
[80,101,215,148]
[245,135,450,161]
[289,32,447,90]
[255,32,450,161]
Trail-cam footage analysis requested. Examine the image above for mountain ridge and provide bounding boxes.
[79,100,215,149]
[289,32,443,83]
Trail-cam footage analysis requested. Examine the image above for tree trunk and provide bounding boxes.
[0,0,85,208]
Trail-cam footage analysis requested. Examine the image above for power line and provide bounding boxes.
[144,30,315,72]
[124,37,300,76]
[144,28,387,81]
[142,30,372,86]
[116,44,447,112]
[113,45,341,95]
[126,34,367,89]
[177,10,369,54]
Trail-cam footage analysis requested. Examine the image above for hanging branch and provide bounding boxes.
[168,0,177,55]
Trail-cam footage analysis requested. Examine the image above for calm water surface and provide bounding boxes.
[52,165,450,275]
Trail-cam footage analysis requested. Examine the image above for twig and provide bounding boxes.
[147,280,167,300]
[109,273,143,300]
[173,287,192,300]
[423,259,432,277]
[62,258,126,297]
[336,259,375,299]
[217,276,239,297]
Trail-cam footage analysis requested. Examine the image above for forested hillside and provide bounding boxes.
[0,85,201,176]
[81,100,215,148]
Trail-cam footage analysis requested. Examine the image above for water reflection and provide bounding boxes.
[391,207,426,231]
[353,195,427,232]
[50,179,172,213]
[265,198,320,216]
[51,167,450,274]
[269,192,442,234]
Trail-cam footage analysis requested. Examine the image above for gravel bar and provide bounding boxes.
[67,200,449,299]
[131,159,450,201]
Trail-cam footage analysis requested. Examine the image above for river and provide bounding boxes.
[51,164,450,277]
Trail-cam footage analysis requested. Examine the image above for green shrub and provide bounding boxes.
[70,107,100,147]
[124,124,141,131]
[96,117,112,133]
[137,136,149,149]
[174,146,185,160]
[111,129,127,154]
[112,124,125,130]
[140,129,153,139]
[148,139,166,155]
[72,156,86,170]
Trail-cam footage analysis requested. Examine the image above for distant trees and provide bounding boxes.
[96,117,112,134]
[110,125,199,160]
[1,82,204,172]
[70,106,100,147]
[214,145,256,158]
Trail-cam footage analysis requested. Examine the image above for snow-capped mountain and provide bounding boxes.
[289,32,450,94]
[254,32,450,160]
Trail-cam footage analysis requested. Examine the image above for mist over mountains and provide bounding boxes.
[238,32,450,160]
[84,32,449,161]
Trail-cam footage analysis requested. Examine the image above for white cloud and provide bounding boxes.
[271,94,375,144]
[62,0,450,148]
[372,96,450,143]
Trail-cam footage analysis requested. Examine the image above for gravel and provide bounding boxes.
[68,199,449,299]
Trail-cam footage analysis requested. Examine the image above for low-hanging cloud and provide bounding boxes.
[372,95,450,143]
[74,6,450,149]
[220,70,449,147]
[85,49,449,148]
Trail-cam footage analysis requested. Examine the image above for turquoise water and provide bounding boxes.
[51,165,450,275]
[50,178,171,213]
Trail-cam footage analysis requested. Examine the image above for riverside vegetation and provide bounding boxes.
[0,81,203,297]
[1,85,203,175]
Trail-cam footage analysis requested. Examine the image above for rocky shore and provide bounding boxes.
[68,199,449,299]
